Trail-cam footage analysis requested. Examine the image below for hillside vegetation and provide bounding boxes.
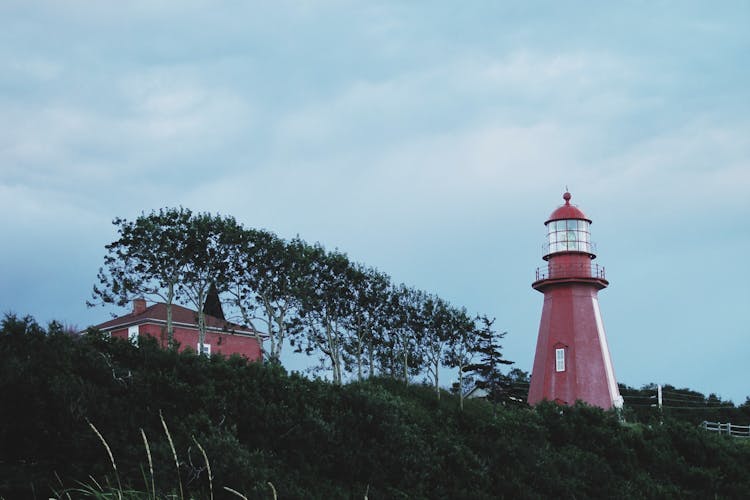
[2,315,750,499]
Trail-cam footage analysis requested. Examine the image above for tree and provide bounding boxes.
[379,285,424,384]
[420,295,452,399]
[0,313,46,337]
[344,264,390,382]
[464,316,513,411]
[89,208,193,346]
[228,231,306,363]
[503,368,530,407]
[298,245,353,385]
[178,212,244,354]
[443,307,477,410]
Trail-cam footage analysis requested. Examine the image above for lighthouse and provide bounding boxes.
[528,191,623,409]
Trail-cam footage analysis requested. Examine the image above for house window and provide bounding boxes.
[197,343,211,356]
[128,326,139,346]
[555,348,565,372]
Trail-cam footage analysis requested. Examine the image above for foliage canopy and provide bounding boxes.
[2,315,749,499]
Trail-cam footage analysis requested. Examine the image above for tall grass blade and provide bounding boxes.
[222,486,248,499]
[192,436,213,500]
[87,419,122,500]
[88,474,104,491]
[141,428,156,499]
[160,410,184,500]
[53,471,73,500]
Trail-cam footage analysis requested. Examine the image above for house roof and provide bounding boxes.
[92,302,266,339]
[464,385,490,399]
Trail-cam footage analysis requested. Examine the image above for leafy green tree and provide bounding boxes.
[89,207,193,346]
[228,230,306,363]
[443,306,476,410]
[504,367,531,406]
[178,212,244,353]
[0,313,46,336]
[379,284,425,383]
[344,264,391,381]
[420,295,453,399]
[298,245,353,384]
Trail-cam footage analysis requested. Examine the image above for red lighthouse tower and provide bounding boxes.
[528,192,623,409]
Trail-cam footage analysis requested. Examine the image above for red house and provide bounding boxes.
[92,298,265,361]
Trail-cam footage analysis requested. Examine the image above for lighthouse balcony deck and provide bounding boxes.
[535,262,606,281]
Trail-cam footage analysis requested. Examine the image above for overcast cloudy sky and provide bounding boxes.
[1,1,748,403]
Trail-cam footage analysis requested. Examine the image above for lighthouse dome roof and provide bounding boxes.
[546,192,592,224]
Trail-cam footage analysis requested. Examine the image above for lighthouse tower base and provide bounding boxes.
[528,283,623,409]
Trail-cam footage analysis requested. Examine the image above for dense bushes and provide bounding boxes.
[2,315,749,499]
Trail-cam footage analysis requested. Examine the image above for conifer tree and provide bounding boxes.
[464,315,513,408]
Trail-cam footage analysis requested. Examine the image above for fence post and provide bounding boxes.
[657,384,662,408]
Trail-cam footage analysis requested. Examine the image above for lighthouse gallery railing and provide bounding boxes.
[535,263,606,281]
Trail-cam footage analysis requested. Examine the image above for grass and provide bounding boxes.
[53,414,234,499]
[51,414,286,499]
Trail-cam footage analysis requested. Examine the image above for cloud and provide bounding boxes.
[5,57,64,82]
[1,1,748,402]
[0,62,255,208]
[117,68,253,146]
[592,119,750,216]
[268,49,638,165]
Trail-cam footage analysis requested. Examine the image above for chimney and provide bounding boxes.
[133,298,147,315]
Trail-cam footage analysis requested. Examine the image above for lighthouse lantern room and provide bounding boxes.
[528,192,623,409]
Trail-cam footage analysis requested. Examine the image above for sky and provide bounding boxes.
[1,1,748,403]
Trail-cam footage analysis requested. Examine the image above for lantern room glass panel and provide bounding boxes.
[546,219,592,255]
[567,230,577,246]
